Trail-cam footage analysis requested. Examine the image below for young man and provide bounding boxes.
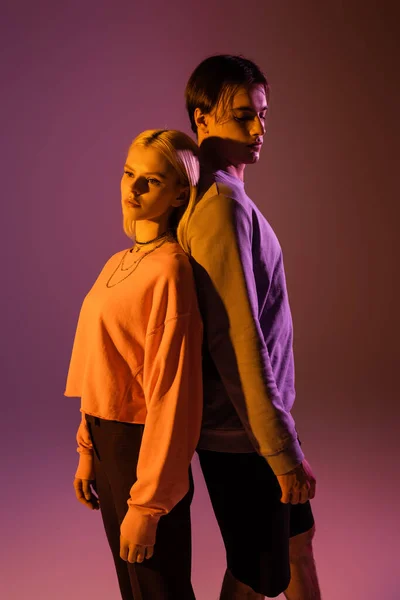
[181,55,321,599]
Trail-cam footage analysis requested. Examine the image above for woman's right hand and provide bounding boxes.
[73,478,100,510]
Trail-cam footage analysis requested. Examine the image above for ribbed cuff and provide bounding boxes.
[75,451,95,480]
[120,506,161,548]
[263,437,305,475]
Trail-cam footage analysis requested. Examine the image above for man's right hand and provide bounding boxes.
[277,459,316,505]
[73,478,100,510]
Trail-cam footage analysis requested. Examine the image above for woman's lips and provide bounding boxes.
[126,197,140,207]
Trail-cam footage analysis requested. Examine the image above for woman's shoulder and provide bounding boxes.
[102,247,131,263]
[155,241,190,264]
[104,244,189,277]
[91,248,127,276]
[151,241,192,278]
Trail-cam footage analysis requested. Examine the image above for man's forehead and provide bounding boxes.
[232,85,267,106]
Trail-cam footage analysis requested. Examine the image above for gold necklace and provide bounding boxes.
[105,238,169,288]
[120,249,144,271]
[130,230,172,255]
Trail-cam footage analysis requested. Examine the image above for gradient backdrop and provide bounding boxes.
[1,1,398,599]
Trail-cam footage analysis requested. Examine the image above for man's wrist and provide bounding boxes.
[263,438,304,476]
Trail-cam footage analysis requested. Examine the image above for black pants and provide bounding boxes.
[86,415,195,600]
[198,449,315,598]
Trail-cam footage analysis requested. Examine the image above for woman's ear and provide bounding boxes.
[172,186,189,207]
[194,108,209,135]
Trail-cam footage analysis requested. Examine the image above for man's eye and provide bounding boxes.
[124,170,133,177]
[234,116,251,122]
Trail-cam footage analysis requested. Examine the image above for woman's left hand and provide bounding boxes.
[119,535,154,563]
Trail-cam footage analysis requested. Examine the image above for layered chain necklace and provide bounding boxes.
[105,232,171,288]
[130,230,171,254]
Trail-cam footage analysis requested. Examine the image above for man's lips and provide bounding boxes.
[248,142,262,151]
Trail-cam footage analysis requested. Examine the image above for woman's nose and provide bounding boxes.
[131,176,147,195]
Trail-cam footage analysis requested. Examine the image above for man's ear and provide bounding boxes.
[172,186,190,207]
[194,108,209,135]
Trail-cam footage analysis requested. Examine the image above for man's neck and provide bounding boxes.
[198,139,246,181]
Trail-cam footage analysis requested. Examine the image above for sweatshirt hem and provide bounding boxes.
[197,428,305,475]
[80,409,146,426]
[197,428,256,453]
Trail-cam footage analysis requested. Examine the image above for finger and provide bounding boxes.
[88,488,100,510]
[145,546,154,560]
[278,479,291,504]
[309,480,316,500]
[82,480,92,501]
[299,486,309,504]
[120,536,129,562]
[128,545,138,564]
[135,545,147,564]
[80,479,100,509]
[91,496,100,510]
[290,490,300,505]
[87,496,99,510]
[74,479,95,509]
[81,498,95,509]
[73,478,83,498]
[78,497,96,510]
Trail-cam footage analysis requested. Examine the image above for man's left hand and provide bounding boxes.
[277,458,316,504]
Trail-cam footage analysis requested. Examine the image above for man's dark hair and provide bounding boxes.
[185,54,269,134]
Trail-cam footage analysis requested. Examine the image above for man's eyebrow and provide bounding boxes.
[233,105,268,112]
[124,164,167,178]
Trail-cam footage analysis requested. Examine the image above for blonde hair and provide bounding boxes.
[123,129,199,253]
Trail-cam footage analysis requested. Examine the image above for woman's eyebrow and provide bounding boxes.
[144,172,167,179]
[124,164,167,179]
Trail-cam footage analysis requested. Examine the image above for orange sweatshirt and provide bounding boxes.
[65,241,203,547]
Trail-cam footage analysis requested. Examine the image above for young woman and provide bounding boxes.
[179,55,321,599]
[65,129,203,600]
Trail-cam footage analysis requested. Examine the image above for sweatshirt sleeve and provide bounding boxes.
[120,282,203,547]
[189,194,303,475]
[74,412,95,481]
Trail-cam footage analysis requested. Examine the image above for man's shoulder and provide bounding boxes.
[189,180,281,257]
[192,180,250,222]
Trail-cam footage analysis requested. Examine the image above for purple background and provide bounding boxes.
[1,1,398,598]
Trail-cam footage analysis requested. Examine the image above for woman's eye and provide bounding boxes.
[124,170,133,177]
[148,178,161,186]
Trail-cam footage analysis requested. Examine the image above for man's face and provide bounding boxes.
[199,84,268,166]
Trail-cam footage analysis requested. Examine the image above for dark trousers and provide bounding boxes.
[86,415,196,600]
[198,449,314,597]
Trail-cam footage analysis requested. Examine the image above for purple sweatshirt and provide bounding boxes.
[186,169,304,476]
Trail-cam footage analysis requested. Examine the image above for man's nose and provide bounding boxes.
[251,116,265,136]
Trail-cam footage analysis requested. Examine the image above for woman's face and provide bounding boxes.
[121,145,185,224]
